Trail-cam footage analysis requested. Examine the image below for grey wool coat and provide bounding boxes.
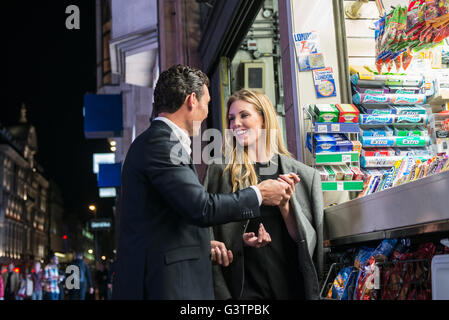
[203,154,324,300]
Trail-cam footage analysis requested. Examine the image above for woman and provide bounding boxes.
[204,89,323,300]
[31,262,44,300]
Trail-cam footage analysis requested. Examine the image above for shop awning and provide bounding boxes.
[97,163,122,187]
[84,94,123,139]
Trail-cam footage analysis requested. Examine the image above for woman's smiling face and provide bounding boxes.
[228,99,264,147]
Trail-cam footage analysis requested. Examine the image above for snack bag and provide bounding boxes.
[327,266,357,300]
[373,239,399,261]
[425,0,439,20]
[407,0,421,31]
[394,52,403,72]
[438,0,449,15]
[402,48,414,70]
[354,247,375,269]
[353,257,378,300]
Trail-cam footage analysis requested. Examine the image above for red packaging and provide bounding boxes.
[350,166,364,181]
[335,104,359,123]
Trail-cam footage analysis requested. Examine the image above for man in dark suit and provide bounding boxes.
[113,65,290,300]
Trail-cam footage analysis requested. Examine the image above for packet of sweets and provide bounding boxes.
[402,48,413,70]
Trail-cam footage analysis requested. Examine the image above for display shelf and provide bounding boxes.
[324,169,449,245]
[361,136,430,147]
[321,180,363,191]
[315,151,360,164]
[313,122,360,134]
[361,155,431,168]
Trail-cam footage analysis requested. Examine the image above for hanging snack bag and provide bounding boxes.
[438,0,449,16]
[402,48,414,70]
[425,0,439,21]
[407,0,421,31]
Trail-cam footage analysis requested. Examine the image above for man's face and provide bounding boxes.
[191,85,210,136]
[8,263,14,272]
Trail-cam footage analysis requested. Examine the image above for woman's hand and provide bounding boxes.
[242,223,271,248]
[277,173,300,212]
[210,240,233,267]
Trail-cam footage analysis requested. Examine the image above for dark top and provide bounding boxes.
[241,155,303,299]
[31,271,44,292]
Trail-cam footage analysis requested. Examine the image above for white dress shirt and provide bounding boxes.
[153,116,262,206]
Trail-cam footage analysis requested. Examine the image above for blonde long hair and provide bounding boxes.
[223,89,292,192]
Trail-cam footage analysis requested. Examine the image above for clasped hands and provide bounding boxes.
[211,172,300,266]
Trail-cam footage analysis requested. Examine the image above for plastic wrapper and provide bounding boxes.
[402,48,413,70]
[407,0,422,31]
[425,0,439,21]
[438,0,449,16]
[327,266,357,300]
[354,247,375,269]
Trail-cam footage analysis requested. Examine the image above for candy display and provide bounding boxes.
[374,2,449,73]
[322,239,449,300]
[358,154,448,195]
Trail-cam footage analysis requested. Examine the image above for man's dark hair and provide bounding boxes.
[153,64,210,115]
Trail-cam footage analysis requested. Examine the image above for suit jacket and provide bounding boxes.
[113,120,261,300]
[204,154,323,300]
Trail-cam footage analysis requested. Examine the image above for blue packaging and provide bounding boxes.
[359,114,394,125]
[315,134,337,153]
[313,133,353,153]
[361,136,396,147]
[327,266,357,300]
[360,105,396,115]
[360,126,393,137]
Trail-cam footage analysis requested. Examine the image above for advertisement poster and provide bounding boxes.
[313,67,337,98]
[293,31,325,71]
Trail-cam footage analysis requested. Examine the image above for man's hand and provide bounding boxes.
[89,287,94,295]
[242,223,271,248]
[210,240,233,267]
[257,179,289,206]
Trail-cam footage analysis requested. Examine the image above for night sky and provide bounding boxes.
[2,2,114,222]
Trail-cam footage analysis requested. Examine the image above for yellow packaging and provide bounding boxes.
[352,141,362,153]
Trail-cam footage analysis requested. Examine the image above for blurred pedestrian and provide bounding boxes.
[2,263,20,300]
[106,259,115,300]
[95,261,108,300]
[17,271,33,300]
[70,252,93,300]
[31,262,44,300]
[43,254,60,300]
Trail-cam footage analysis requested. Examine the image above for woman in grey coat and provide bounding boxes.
[204,89,323,300]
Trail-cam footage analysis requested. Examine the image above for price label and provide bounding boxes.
[337,181,344,191]
[342,154,351,163]
[331,124,340,132]
[317,125,327,133]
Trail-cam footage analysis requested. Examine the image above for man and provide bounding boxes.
[43,254,61,300]
[70,252,94,300]
[2,263,20,300]
[113,65,291,300]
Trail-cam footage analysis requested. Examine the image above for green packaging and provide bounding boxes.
[313,104,339,123]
